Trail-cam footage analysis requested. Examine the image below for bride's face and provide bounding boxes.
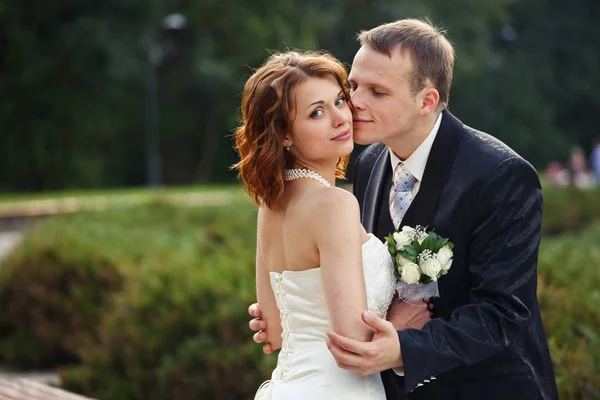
[285,76,353,167]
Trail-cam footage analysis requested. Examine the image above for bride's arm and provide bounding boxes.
[256,225,283,351]
[312,188,372,343]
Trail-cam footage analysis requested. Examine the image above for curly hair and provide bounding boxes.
[232,51,351,210]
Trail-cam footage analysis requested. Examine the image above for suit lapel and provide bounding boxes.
[400,110,464,230]
[362,147,391,233]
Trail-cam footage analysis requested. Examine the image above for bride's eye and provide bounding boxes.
[335,97,347,106]
[310,109,324,118]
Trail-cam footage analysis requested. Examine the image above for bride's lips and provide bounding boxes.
[331,129,352,141]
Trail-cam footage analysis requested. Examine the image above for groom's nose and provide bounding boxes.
[350,89,366,111]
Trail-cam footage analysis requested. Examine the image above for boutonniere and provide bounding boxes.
[385,225,454,302]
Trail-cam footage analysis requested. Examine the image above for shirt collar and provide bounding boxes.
[389,112,443,182]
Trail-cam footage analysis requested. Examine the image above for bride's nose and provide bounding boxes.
[332,107,350,128]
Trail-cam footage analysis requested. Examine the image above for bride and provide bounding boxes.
[233,51,427,399]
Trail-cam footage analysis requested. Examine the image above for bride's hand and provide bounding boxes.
[385,297,432,331]
[248,303,274,354]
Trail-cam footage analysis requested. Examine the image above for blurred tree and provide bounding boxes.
[0,0,598,191]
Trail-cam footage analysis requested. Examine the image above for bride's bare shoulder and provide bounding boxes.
[305,187,360,225]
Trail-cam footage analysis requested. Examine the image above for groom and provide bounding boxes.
[249,19,558,399]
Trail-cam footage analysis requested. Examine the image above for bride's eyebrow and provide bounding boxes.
[307,99,325,109]
[306,90,345,109]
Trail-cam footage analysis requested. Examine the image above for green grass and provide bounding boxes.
[0,184,239,203]
[0,184,248,217]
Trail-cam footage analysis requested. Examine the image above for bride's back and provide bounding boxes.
[258,184,324,274]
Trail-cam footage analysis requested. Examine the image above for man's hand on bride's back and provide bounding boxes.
[386,297,433,331]
[248,303,274,354]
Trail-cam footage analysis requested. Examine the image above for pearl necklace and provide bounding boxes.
[284,168,331,188]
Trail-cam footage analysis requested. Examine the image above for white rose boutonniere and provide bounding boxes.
[393,231,412,250]
[385,225,454,303]
[419,254,442,281]
[437,245,453,273]
[395,253,411,268]
[400,263,421,284]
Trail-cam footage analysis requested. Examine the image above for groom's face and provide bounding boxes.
[348,45,422,146]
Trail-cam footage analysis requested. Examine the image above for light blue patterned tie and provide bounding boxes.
[390,163,417,229]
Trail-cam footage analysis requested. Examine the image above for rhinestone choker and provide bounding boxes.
[284,168,331,188]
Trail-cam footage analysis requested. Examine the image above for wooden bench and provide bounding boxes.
[0,380,95,400]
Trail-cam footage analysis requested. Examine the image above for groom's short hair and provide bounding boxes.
[358,18,455,109]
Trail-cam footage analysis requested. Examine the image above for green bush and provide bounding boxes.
[1,186,599,399]
[0,202,204,367]
[0,201,275,398]
[538,222,600,400]
[0,216,128,367]
[57,202,275,399]
[60,255,274,399]
[542,186,600,235]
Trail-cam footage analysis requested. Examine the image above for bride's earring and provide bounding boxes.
[285,146,290,151]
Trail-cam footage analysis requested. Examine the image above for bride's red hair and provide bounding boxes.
[232,51,351,210]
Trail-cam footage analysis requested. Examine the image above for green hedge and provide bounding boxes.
[0,187,598,399]
[60,252,273,399]
[537,222,600,400]
[0,201,276,399]
[0,201,225,367]
[0,214,129,367]
[541,186,600,235]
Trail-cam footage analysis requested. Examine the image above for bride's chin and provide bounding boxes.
[337,141,354,156]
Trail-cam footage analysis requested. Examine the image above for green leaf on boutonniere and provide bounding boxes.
[447,242,455,250]
[421,236,436,251]
[434,238,449,252]
[399,249,418,262]
[385,234,394,244]
[388,242,397,257]
[385,235,397,256]
[404,245,418,256]
[391,257,398,272]
[410,239,422,252]
[420,275,433,285]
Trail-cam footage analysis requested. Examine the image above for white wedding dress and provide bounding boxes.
[255,233,396,400]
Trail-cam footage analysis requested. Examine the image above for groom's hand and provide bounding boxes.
[248,303,273,354]
[386,298,432,331]
[326,311,403,376]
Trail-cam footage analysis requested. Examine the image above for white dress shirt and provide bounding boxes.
[388,112,442,377]
[389,112,443,215]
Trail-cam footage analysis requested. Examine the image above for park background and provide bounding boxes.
[0,0,599,399]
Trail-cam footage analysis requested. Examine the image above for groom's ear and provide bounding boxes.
[419,87,440,116]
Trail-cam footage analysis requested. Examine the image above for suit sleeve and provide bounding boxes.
[398,156,543,393]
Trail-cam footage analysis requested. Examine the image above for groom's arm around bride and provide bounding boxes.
[331,146,557,400]
[325,18,558,400]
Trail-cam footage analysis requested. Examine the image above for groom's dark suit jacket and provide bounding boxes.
[353,110,558,400]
